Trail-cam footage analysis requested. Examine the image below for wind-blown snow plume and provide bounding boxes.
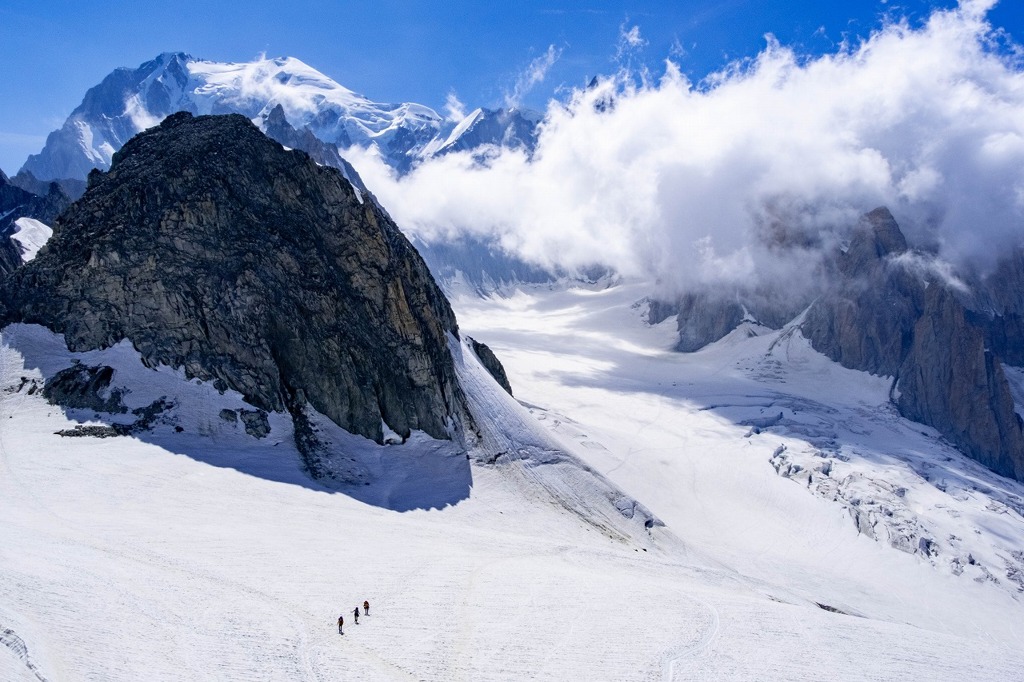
[350,0,1024,296]
[504,45,561,108]
[444,91,468,122]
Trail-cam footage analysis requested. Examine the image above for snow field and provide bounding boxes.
[4,277,1024,680]
[452,282,1024,660]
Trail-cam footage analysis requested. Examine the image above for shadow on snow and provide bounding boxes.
[1,323,472,513]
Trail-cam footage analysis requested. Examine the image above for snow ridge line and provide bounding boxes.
[0,626,49,682]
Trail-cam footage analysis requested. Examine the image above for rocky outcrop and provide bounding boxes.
[896,286,1024,480]
[469,337,513,396]
[2,111,472,444]
[800,208,1024,482]
[672,292,746,352]
[658,205,1024,483]
[260,104,369,196]
[435,107,541,157]
[802,208,924,376]
[653,286,805,353]
[43,364,126,413]
[10,170,85,201]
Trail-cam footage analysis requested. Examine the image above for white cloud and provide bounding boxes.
[504,45,561,108]
[348,0,1024,296]
[617,23,648,59]
[444,91,467,122]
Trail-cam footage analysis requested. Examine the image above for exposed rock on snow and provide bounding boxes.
[673,292,746,353]
[802,208,922,377]
[895,285,1024,480]
[260,103,368,199]
[468,337,512,396]
[43,364,126,414]
[238,409,271,439]
[801,208,1024,482]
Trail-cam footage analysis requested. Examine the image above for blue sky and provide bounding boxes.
[0,0,1020,174]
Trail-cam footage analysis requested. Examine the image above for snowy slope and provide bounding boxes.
[453,283,1024,656]
[8,218,52,262]
[4,281,1024,680]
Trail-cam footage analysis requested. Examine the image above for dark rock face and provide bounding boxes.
[673,293,746,352]
[3,111,470,444]
[658,205,1024,483]
[895,286,1024,480]
[799,208,1024,482]
[802,208,924,377]
[654,287,804,353]
[43,364,126,413]
[469,337,513,396]
[415,235,558,293]
[239,409,271,439]
[260,104,369,196]
[10,170,86,201]
[436,107,541,157]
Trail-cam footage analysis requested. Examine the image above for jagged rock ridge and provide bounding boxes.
[2,111,475,444]
[658,207,1024,483]
[800,208,1024,481]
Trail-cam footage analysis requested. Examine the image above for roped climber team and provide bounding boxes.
[338,600,370,635]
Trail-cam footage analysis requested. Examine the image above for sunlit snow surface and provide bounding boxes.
[2,281,1024,680]
[9,218,52,262]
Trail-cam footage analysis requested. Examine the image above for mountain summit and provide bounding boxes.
[4,111,470,445]
[21,53,540,181]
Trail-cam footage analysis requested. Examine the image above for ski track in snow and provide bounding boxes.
[661,596,720,682]
[4,282,1024,679]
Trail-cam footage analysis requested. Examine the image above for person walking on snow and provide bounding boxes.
[337,615,344,635]
[363,600,370,616]
[353,607,359,624]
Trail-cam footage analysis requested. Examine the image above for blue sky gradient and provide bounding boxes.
[0,0,1020,173]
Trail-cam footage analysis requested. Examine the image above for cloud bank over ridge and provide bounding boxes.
[349,0,1024,295]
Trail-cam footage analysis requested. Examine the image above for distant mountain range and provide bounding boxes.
[19,52,541,182]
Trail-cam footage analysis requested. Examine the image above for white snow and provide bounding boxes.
[31,53,453,179]
[432,108,485,154]
[187,56,442,152]
[3,280,1024,680]
[9,218,52,262]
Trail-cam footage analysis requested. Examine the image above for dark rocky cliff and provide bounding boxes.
[894,285,1024,479]
[657,207,1024,482]
[802,208,924,377]
[2,111,472,444]
[800,209,1024,481]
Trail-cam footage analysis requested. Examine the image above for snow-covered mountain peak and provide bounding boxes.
[20,53,545,181]
[21,53,452,180]
[188,54,367,114]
